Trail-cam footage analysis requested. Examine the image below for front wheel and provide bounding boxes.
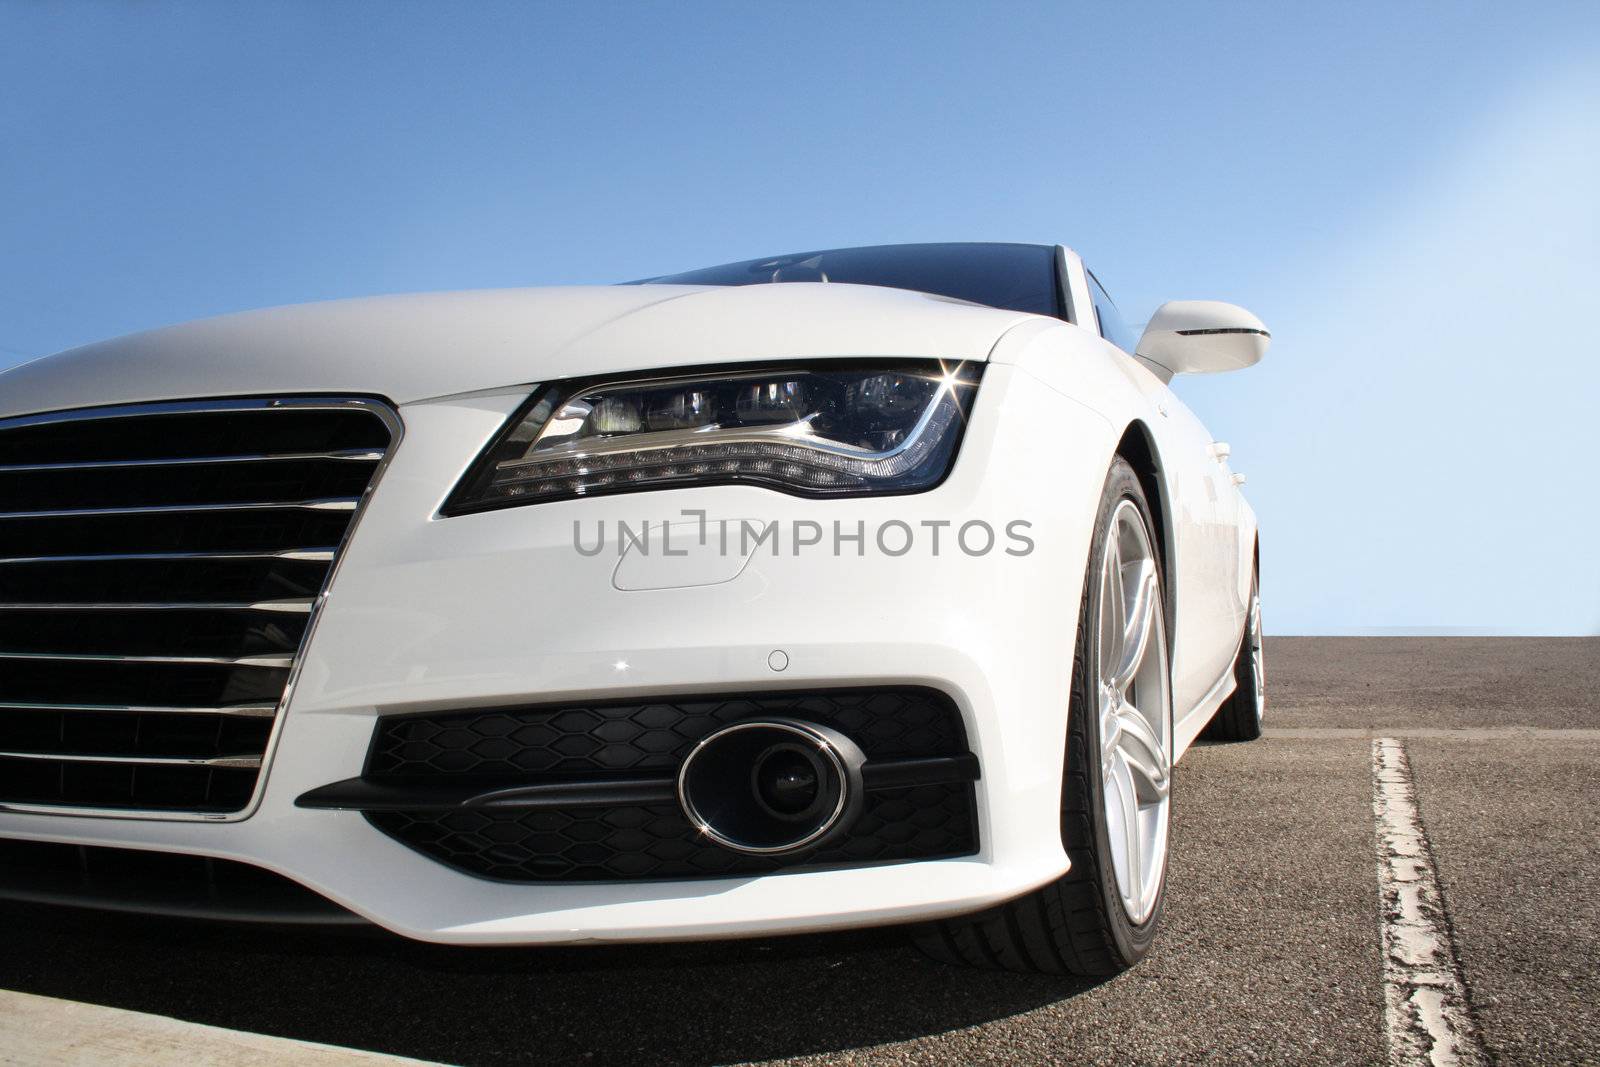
[914,457,1173,974]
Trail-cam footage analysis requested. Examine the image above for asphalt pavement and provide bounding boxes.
[1,637,1596,1065]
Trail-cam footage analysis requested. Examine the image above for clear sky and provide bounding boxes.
[2,2,1597,634]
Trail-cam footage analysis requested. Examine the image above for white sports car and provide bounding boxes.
[0,242,1267,974]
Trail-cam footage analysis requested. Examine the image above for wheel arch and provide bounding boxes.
[1113,420,1175,643]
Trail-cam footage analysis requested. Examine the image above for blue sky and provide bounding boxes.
[2,2,1597,634]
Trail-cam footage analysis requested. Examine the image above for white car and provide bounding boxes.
[0,242,1266,974]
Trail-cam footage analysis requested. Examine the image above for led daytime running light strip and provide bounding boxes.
[444,360,981,512]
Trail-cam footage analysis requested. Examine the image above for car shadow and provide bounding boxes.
[0,903,1105,1065]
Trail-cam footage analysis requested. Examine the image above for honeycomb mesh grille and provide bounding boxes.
[365,688,978,882]
[369,688,967,781]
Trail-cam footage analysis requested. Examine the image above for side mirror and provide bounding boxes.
[1135,300,1269,382]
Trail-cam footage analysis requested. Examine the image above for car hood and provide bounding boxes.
[0,283,1036,419]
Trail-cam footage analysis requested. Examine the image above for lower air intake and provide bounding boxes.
[361,687,979,882]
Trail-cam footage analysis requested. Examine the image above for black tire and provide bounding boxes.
[913,457,1170,975]
[1202,568,1264,743]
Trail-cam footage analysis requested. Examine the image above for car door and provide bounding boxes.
[1205,436,1249,637]
[1151,390,1243,706]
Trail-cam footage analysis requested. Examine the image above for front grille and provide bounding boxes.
[363,688,979,882]
[0,398,396,816]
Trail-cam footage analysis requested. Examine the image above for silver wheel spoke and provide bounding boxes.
[1110,754,1143,916]
[1116,706,1170,801]
[1111,559,1157,692]
[1099,538,1125,681]
[1099,691,1119,775]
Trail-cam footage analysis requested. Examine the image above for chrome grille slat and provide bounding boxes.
[0,397,393,430]
[0,549,338,565]
[0,447,385,473]
[0,701,279,718]
[0,396,397,817]
[0,599,315,613]
[0,651,294,668]
[0,512,358,557]
[0,498,359,520]
[0,751,263,769]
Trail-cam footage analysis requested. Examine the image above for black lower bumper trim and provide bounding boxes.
[296,754,979,815]
[0,837,366,926]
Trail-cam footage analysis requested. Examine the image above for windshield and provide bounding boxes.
[632,242,1064,319]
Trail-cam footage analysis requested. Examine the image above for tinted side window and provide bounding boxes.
[1087,270,1137,353]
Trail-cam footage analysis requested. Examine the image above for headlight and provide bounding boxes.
[443,360,982,513]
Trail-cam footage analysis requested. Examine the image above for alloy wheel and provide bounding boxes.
[1096,499,1173,926]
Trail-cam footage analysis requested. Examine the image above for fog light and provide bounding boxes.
[678,719,866,855]
[753,744,824,820]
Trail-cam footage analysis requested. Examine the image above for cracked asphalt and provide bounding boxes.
[1,637,1596,1065]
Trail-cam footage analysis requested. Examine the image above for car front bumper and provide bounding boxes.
[0,366,1121,943]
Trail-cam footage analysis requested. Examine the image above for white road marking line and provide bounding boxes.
[0,989,445,1067]
[1372,738,1487,1067]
